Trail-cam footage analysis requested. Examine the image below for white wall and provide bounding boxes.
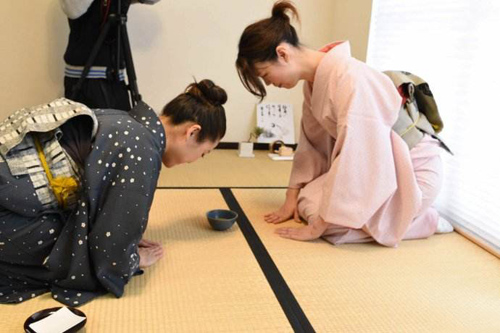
[0,1,68,113]
[329,0,373,62]
[0,0,373,143]
[128,0,338,142]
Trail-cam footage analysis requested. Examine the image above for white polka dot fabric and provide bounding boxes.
[0,101,166,306]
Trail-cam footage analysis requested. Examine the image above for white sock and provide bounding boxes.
[436,216,454,234]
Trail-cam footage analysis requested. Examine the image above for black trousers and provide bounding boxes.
[64,77,131,111]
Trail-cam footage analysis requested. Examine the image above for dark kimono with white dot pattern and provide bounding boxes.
[0,101,165,306]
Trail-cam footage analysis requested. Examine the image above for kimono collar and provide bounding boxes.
[318,40,351,56]
[305,41,352,128]
[129,101,166,154]
[306,41,352,93]
[314,40,351,81]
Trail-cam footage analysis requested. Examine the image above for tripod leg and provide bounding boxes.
[120,22,142,106]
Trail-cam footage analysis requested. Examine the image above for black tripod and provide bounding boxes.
[70,0,141,107]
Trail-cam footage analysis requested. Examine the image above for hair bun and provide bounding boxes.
[271,0,299,23]
[187,79,227,107]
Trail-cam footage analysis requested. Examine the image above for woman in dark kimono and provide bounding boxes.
[0,79,227,306]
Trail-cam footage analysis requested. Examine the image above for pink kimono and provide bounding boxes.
[290,41,443,247]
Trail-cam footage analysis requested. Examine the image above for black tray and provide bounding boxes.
[24,307,87,333]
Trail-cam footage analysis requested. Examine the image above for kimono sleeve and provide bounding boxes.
[318,65,405,228]
[88,184,153,297]
[83,119,162,298]
[289,84,333,189]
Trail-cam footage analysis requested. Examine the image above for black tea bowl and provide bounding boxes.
[206,209,238,231]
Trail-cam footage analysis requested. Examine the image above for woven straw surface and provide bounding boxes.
[158,150,291,188]
[0,190,291,333]
[233,188,500,333]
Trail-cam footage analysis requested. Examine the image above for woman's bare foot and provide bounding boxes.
[138,241,164,268]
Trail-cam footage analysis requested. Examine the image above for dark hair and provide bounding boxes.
[236,0,300,100]
[162,79,227,143]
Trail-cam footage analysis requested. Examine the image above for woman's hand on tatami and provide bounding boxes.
[139,238,161,248]
[264,188,301,224]
[138,238,164,268]
[275,217,329,241]
[264,202,300,224]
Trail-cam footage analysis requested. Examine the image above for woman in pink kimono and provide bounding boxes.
[236,1,453,247]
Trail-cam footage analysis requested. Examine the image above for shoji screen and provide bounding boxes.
[367,0,500,255]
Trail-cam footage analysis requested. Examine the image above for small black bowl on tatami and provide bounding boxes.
[206,209,238,231]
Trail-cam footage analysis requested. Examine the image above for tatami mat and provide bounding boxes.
[233,189,500,332]
[4,160,499,332]
[0,190,291,332]
[158,150,292,188]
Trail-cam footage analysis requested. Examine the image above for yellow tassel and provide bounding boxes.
[33,135,78,209]
[51,176,79,209]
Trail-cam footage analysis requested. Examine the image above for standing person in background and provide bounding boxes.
[235,0,453,246]
[59,0,160,111]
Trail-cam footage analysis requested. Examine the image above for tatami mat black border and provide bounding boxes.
[216,142,297,150]
[157,186,287,190]
[219,188,315,333]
